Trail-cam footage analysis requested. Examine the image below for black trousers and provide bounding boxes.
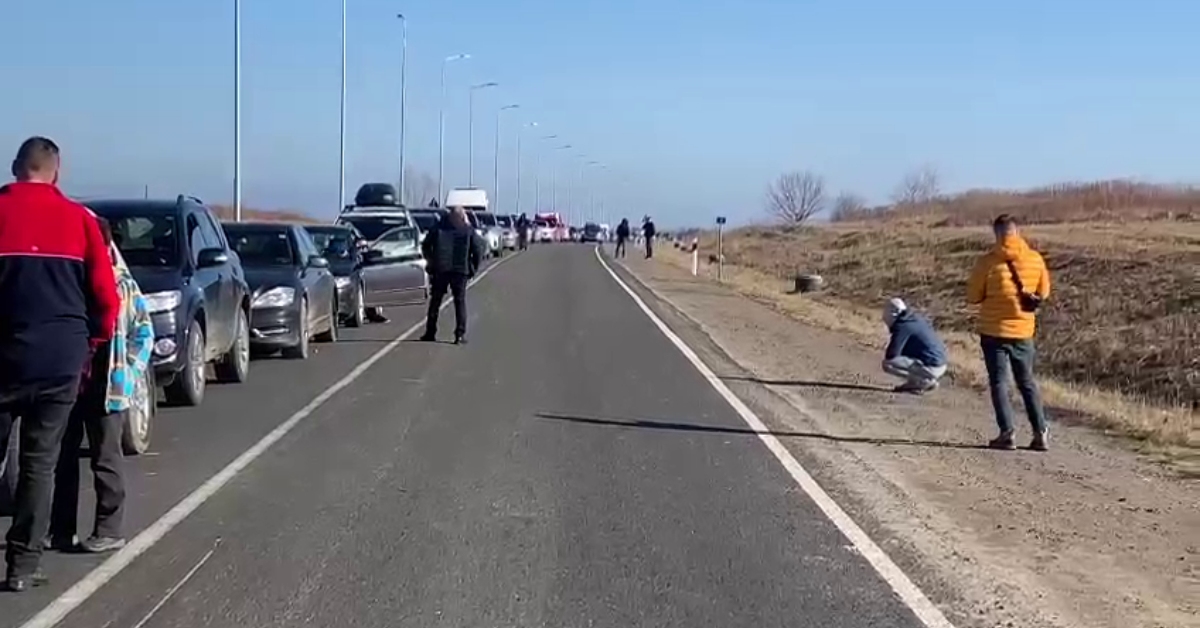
[644,237,654,258]
[0,375,80,577]
[425,272,469,338]
[615,238,627,257]
[51,344,126,542]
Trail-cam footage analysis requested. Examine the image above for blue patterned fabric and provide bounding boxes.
[105,246,154,413]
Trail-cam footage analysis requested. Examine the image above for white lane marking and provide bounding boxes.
[129,540,220,628]
[594,247,956,628]
[20,255,517,628]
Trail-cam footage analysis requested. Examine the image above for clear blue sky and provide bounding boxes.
[3,0,1198,226]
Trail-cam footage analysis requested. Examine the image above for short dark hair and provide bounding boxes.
[993,214,1018,231]
[94,216,113,247]
[12,136,60,178]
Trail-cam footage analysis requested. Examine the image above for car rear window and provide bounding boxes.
[224,228,296,266]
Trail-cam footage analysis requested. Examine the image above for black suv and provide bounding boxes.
[86,196,251,406]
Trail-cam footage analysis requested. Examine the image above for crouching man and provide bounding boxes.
[881,298,948,394]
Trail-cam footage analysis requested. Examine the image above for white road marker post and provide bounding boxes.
[715,216,726,282]
[690,237,699,276]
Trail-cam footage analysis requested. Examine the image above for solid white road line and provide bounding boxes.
[19,254,518,628]
[594,247,956,628]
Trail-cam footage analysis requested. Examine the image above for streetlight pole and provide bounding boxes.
[396,13,407,201]
[338,0,347,210]
[494,103,518,210]
[438,53,470,205]
[233,0,242,221]
[467,81,497,187]
[515,122,538,215]
[535,134,557,212]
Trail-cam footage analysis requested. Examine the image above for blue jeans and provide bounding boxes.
[980,336,1048,434]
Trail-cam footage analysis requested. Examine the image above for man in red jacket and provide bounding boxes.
[0,137,119,592]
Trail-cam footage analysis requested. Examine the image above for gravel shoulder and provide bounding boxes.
[615,250,1198,628]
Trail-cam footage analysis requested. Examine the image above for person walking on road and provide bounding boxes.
[880,298,948,394]
[516,213,530,251]
[614,218,630,258]
[967,214,1051,452]
[420,207,484,345]
[641,216,657,259]
[0,137,119,591]
[49,217,153,554]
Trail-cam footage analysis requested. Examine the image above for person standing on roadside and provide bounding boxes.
[967,214,1051,452]
[50,217,153,554]
[516,213,530,250]
[614,218,631,258]
[0,137,119,591]
[642,216,657,259]
[419,207,484,345]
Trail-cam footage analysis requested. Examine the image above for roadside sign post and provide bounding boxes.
[690,237,699,276]
[716,216,726,281]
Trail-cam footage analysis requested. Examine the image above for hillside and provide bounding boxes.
[209,205,319,223]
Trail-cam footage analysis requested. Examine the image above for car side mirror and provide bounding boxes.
[307,255,330,269]
[196,248,229,268]
[361,249,385,265]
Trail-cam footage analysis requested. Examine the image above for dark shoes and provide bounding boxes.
[988,430,1049,452]
[4,570,47,593]
[454,335,468,345]
[418,332,437,342]
[44,534,79,552]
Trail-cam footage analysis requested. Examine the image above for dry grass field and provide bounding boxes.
[681,181,1198,449]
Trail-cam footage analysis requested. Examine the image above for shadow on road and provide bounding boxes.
[720,375,893,393]
[535,412,988,451]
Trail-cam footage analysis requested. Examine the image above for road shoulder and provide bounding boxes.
[608,250,1198,628]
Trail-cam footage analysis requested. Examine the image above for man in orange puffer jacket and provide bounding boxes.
[967,214,1051,451]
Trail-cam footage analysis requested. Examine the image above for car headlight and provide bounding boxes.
[334,276,351,289]
[144,290,182,314]
[252,286,296,309]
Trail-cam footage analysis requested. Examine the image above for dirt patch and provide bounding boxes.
[617,252,1199,628]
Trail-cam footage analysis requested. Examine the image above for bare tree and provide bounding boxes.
[830,191,867,221]
[402,166,438,207]
[891,165,940,206]
[766,171,826,224]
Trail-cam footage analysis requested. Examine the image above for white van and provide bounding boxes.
[445,188,502,256]
[445,187,488,211]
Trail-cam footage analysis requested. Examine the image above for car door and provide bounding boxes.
[186,212,226,359]
[293,227,335,328]
[195,209,238,351]
[360,226,426,306]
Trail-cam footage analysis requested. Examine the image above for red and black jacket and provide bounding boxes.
[0,182,119,385]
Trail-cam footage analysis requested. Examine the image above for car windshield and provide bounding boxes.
[338,215,410,240]
[96,213,180,267]
[534,221,549,228]
[370,226,420,258]
[477,212,498,227]
[223,227,296,266]
[409,210,444,232]
[306,229,355,261]
[496,215,512,228]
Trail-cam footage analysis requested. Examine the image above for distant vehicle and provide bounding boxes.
[581,222,604,243]
[534,219,554,242]
[535,211,568,241]
[222,222,339,360]
[87,197,251,407]
[495,214,517,250]
[445,187,488,211]
[337,183,415,245]
[474,211,505,257]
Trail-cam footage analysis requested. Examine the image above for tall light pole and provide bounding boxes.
[396,13,407,202]
[494,103,518,210]
[233,0,242,221]
[338,0,347,210]
[550,144,571,211]
[535,134,557,212]
[438,53,470,204]
[467,81,498,187]
[515,122,538,215]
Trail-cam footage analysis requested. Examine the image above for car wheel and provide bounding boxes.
[164,320,205,406]
[215,308,250,383]
[347,283,365,328]
[121,367,156,456]
[314,294,338,343]
[0,420,16,516]
[282,299,310,360]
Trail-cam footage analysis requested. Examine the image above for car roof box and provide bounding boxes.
[354,183,400,207]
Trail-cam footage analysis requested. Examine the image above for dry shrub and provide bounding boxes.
[209,205,319,224]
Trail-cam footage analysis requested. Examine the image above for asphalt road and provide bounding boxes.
[1,245,928,628]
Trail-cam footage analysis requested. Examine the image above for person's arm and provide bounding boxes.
[421,229,435,261]
[469,233,483,274]
[84,214,120,343]
[883,323,912,361]
[966,256,988,305]
[1034,254,1051,299]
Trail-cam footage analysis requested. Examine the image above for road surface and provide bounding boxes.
[1,245,930,628]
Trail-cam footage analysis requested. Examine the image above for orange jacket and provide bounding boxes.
[966,234,1050,339]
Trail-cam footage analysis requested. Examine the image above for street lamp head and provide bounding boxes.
[471,81,499,90]
[445,53,470,62]
[396,12,405,19]
[541,134,557,140]
[501,104,520,111]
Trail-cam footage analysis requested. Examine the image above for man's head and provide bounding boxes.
[882,297,907,327]
[448,206,469,228]
[992,214,1018,242]
[11,136,61,184]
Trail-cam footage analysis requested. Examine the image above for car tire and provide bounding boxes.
[347,283,365,328]
[121,367,156,456]
[282,299,310,360]
[214,308,250,383]
[0,420,16,516]
[314,295,338,343]
[164,320,206,406]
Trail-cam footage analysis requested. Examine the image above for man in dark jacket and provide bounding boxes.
[614,218,630,258]
[0,137,119,591]
[881,298,948,394]
[419,207,485,344]
[516,213,530,250]
[641,216,656,259]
